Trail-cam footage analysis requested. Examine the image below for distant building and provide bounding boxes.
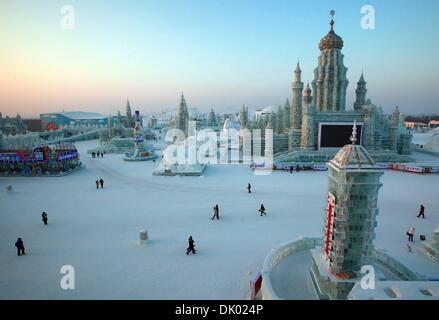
[428,120,439,129]
[255,106,275,121]
[40,111,108,130]
[0,113,27,135]
[23,119,43,132]
[404,121,427,130]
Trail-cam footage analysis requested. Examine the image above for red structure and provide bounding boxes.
[250,273,263,300]
[324,192,336,258]
[0,144,81,176]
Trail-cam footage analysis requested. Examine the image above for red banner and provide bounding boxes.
[324,192,336,258]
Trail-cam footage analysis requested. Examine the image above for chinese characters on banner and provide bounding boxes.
[324,192,336,258]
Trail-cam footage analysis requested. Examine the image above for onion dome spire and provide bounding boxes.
[319,10,344,51]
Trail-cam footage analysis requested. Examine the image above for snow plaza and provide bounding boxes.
[1,5,439,304]
[2,128,439,300]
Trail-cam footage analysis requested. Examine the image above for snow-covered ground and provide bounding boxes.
[0,139,438,299]
[412,131,434,146]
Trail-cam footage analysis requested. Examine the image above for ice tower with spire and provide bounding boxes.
[276,10,413,163]
[310,122,384,299]
[175,93,189,137]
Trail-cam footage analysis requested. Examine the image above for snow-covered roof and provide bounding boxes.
[41,111,107,120]
[329,144,376,170]
[255,106,276,114]
[328,122,379,170]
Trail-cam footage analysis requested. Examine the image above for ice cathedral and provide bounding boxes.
[274,12,412,164]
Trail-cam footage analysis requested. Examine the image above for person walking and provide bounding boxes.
[211,204,219,220]
[289,166,293,174]
[259,204,266,216]
[96,180,100,189]
[186,236,196,255]
[407,227,415,242]
[247,183,252,194]
[15,238,26,256]
[417,205,425,219]
[41,212,48,225]
[99,178,104,188]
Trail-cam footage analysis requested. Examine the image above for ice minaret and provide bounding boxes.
[176,92,189,137]
[300,84,316,149]
[353,72,367,111]
[240,105,248,129]
[390,106,401,151]
[126,99,134,128]
[291,61,304,130]
[283,99,291,129]
[207,108,218,127]
[108,115,114,139]
[117,110,123,125]
[390,105,401,127]
[289,61,304,149]
[312,11,349,112]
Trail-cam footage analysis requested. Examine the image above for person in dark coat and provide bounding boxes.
[247,183,252,194]
[99,178,104,188]
[92,152,95,158]
[42,212,48,225]
[417,205,425,218]
[15,238,25,256]
[96,180,100,189]
[289,166,293,174]
[97,151,100,158]
[211,204,219,220]
[186,236,196,255]
[259,204,266,216]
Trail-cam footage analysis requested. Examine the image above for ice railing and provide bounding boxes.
[261,237,323,300]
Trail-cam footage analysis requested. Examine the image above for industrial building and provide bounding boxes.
[40,111,108,130]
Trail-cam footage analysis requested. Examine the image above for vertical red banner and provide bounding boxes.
[325,192,336,258]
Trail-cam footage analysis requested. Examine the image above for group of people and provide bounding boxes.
[209,183,267,221]
[188,183,266,256]
[288,166,301,174]
[95,179,105,189]
[209,202,267,221]
[247,183,267,216]
[15,211,49,256]
[406,205,426,242]
[91,151,105,158]
[14,187,431,260]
